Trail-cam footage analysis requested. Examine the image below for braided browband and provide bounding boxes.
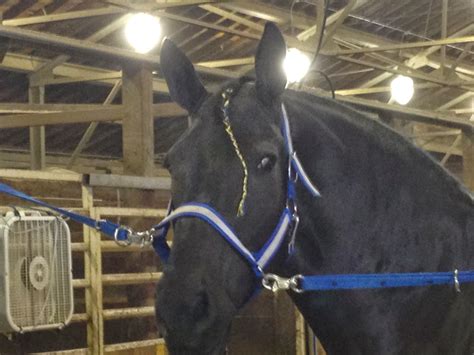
[221,87,248,217]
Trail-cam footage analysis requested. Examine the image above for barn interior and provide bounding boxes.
[0,0,473,354]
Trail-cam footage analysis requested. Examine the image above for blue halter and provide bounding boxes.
[1,91,473,294]
[151,100,321,279]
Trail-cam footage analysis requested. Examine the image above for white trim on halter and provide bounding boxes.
[153,203,294,273]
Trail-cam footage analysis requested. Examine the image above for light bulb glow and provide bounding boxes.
[283,48,311,83]
[125,13,161,54]
[390,75,414,105]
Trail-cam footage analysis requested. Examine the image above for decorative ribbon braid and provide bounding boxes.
[221,88,248,216]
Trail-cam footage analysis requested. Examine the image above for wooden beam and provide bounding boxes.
[0,24,160,66]
[296,0,366,41]
[86,173,170,190]
[0,103,111,113]
[0,103,183,128]
[0,106,126,128]
[307,89,474,130]
[40,72,122,86]
[67,81,122,168]
[108,0,228,10]
[28,84,46,170]
[325,36,474,56]
[122,64,154,176]
[336,82,438,96]
[462,130,474,190]
[2,7,124,26]
[152,102,186,117]
[197,57,254,68]
[102,306,155,320]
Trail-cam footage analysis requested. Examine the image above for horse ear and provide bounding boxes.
[160,38,208,113]
[255,22,287,104]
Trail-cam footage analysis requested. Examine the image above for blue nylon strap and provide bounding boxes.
[0,182,130,242]
[300,271,474,291]
[281,103,321,198]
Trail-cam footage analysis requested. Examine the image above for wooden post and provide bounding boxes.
[122,63,154,176]
[28,84,46,170]
[82,185,104,355]
[462,129,474,190]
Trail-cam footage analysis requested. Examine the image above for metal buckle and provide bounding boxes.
[114,226,133,247]
[94,219,106,231]
[288,154,298,183]
[454,269,461,293]
[262,274,304,293]
[288,214,300,255]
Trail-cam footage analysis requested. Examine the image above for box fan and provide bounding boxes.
[0,210,73,333]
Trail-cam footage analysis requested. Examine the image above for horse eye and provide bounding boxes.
[257,156,274,171]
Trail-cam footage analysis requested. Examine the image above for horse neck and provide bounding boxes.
[283,92,474,276]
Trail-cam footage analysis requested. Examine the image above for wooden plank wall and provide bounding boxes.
[0,169,299,354]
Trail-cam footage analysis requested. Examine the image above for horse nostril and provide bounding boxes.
[192,290,210,321]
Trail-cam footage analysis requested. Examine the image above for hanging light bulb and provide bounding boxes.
[283,48,311,83]
[125,13,161,54]
[390,75,414,105]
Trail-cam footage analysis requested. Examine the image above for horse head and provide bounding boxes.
[155,23,293,354]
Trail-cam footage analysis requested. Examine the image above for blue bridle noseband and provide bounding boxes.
[151,91,321,285]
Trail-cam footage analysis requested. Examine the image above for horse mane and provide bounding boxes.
[284,89,474,207]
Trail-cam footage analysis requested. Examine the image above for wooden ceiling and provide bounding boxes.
[0,0,472,171]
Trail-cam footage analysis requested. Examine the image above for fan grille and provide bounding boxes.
[7,216,72,329]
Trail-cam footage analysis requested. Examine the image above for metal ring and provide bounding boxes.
[114,226,132,247]
[290,275,304,293]
[453,269,461,293]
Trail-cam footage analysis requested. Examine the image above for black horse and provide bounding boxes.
[155,23,474,354]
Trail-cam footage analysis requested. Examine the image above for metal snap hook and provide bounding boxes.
[262,274,304,293]
[454,269,461,293]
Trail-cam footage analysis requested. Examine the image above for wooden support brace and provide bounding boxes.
[462,130,474,190]
[122,64,155,177]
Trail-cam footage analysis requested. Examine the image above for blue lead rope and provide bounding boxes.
[299,270,474,292]
[0,182,131,243]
